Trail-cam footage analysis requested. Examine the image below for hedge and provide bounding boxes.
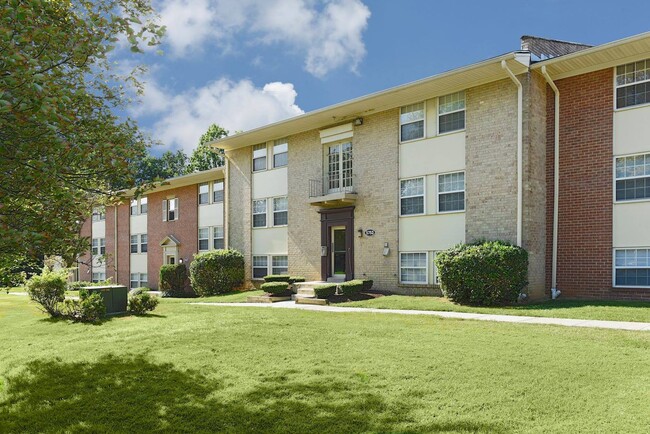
[263,275,291,283]
[159,264,188,297]
[435,240,528,306]
[313,283,337,299]
[261,281,290,295]
[339,280,363,296]
[361,279,373,291]
[289,276,306,284]
[189,249,245,296]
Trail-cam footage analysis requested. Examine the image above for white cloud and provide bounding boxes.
[155,0,371,77]
[136,78,304,152]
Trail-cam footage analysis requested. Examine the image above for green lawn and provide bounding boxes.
[162,289,265,303]
[1,295,648,433]
[340,296,650,323]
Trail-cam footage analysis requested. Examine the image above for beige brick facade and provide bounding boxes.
[226,147,253,280]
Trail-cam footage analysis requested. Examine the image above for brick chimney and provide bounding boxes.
[521,35,592,60]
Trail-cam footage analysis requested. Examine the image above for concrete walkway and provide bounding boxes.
[191,301,650,331]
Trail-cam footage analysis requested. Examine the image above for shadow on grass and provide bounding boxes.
[511,299,650,311]
[38,312,166,326]
[0,355,507,433]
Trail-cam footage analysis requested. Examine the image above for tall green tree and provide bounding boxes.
[0,0,164,264]
[135,150,188,183]
[187,124,228,172]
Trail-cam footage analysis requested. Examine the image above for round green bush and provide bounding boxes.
[189,249,245,296]
[261,281,290,295]
[339,279,363,296]
[435,240,528,306]
[314,283,337,299]
[128,291,159,315]
[26,268,67,317]
[159,264,188,297]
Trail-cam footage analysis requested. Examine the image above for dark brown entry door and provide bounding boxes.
[319,207,354,281]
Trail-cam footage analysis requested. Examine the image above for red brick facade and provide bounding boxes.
[105,202,131,286]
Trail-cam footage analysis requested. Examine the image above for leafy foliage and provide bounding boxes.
[313,283,337,299]
[339,280,363,296]
[263,275,291,283]
[361,279,373,291]
[0,0,163,263]
[260,282,290,295]
[128,290,159,315]
[63,290,106,323]
[289,276,306,284]
[187,124,228,173]
[159,264,189,297]
[435,241,529,306]
[134,150,188,184]
[189,250,245,296]
[26,268,68,316]
[0,254,40,289]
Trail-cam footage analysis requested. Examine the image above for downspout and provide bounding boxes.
[541,66,561,300]
[501,60,523,247]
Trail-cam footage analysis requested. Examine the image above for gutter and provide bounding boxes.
[501,60,523,247]
[541,66,561,300]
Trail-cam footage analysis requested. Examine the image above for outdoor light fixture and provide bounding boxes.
[383,242,390,256]
[178,258,184,264]
[354,117,363,126]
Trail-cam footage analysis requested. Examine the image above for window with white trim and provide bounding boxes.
[273,197,288,226]
[92,272,106,283]
[163,198,179,221]
[92,238,99,256]
[198,183,209,205]
[252,255,268,279]
[253,144,267,172]
[92,207,105,221]
[272,256,288,275]
[400,252,427,284]
[273,139,288,168]
[130,200,138,216]
[615,153,650,201]
[438,91,465,134]
[131,197,147,215]
[400,102,425,142]
[253,199,267,228]
[91,238,105,256]
[615,248,650,287]
[130,272,148,289]
[213,226,225,249]
[438,172,465,212]
[140,234,148,253]
[400,178,425,216]
[140,197,148,214]
[213,180,224,203]
[198,227,209,251]
[130,235,138,254]
[615,59,650,109]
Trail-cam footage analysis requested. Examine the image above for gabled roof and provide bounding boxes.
[209,52,530,152]
[122,166,225,198]
[160,235,180,247]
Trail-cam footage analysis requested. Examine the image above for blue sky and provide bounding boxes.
[121,0,650,155]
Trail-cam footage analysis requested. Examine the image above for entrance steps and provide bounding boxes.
[291,281,326,300]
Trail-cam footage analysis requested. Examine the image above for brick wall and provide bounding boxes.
[147,185,198,290]
[105,205,116,281]
[226,148,253,280]
[116,202,131,287]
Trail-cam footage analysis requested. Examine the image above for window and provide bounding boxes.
[400,102,425,142]
[92,238,105,256]
[273,139,288,168]
[273,197,288,226]
[272,256,288,275]
[400,178,425,216]
[253,144,267,172]
[615,154,650,201]
[615,249,650,287]
[213,180,224,203]
[615,59,650,109]
[92,207,105,221]
[253,199,267,228]
[130,200,138,216]
[400,252,428,284]
[140,234,148,253]
[438,91,465,134]
[92,272,106,283]
[130,235,138,254]
[198,227,209,251]
[438,172,465,212]
[253,255,268,279]
[213,226,225,249]
[326,141,353,193]
[198,183,209,205]
[140,197,148,214]
[163,198,179,221]
[131,198,147,215]
[92,238,99,256]
[130,272,148,289]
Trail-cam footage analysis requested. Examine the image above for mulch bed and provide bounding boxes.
[327,291,385,304]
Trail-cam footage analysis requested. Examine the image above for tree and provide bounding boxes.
[187,124,228,172]
[135,150,188,184]
[0,0,164,264]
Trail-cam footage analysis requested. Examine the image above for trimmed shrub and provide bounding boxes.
[339,280,363,296]
[314,283,337,299]
[361,279,373,291]
[26,268,68,317]
[159,264,188,297]
[128,290,159,315]
[435,240,528,306]
[289,276,306,284]
[189,249,245,296]
[63,291,106,323]
[261,281,290,295]
[263,275,291,283]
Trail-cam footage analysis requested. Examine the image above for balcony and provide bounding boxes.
[308,174,358,207]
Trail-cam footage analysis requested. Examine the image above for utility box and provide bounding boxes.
[83,285,128,314]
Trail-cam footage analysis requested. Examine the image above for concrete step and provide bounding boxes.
[297,287,315,296]
[291,293,316,300]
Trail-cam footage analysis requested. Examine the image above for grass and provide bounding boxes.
[162,289,265,303]
[340,295,650,323]
[0,295,649,433]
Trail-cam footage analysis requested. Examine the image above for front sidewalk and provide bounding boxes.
[192,301,650,331]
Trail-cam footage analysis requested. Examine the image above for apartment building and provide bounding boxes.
[209,32,650,301]
[77,168,226,290]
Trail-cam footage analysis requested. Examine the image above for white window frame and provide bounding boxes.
[399,102,426,143]
[437,91,466,135]
[437,171,465,214]
[213,226,225,249]
[399,177,426,217]
[130,235,139,254]
[213,180,224,203]
[272,196,288,227]
[253,144,267,172]
[272,255,288,275]
[399,252,429,285]
[252,199,267,228]
[92,207,105,222]
[198,183,209,205]
[130,272,148,289]
[613,153,650,203]
[92,238,99,256]
[130,199,138,216]
[252,255,269,280]
[140,234,148,253]
[140,197,148,214]
[198,227,210,251]
[613,248,650,288]
[614,59,650,111]
[92,272,106,283]
[273,139,288,168]
[163,198,179,222]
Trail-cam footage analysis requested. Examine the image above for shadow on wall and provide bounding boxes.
[0,354,509,433]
